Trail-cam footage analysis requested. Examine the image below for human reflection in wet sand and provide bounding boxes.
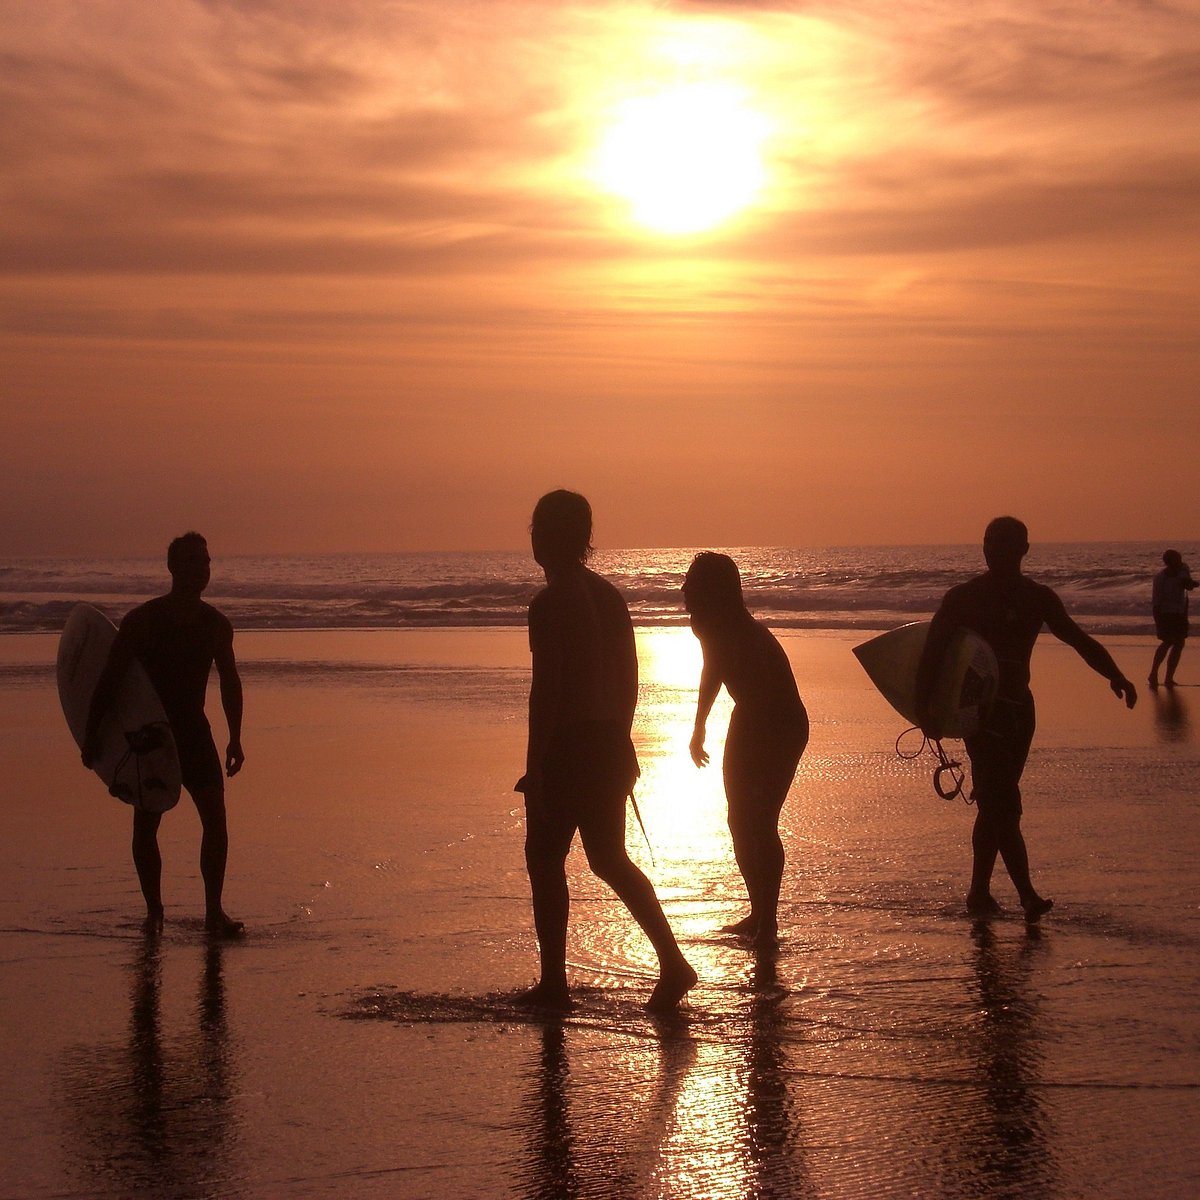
[962,923,1057,1195]
[518,1014,697,1198]
[741,948,815,1198]
[62,936,236,1197]
[1152,686,1191,744]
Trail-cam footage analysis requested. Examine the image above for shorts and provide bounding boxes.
[964,695,1035,820]
[1155,613,1189,643]
[173,721,224,794]
[541,721,639,816]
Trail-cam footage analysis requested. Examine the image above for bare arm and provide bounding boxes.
[690,646,723,767]
[215,633,244,776]
[1044,595,1137,709]
[523,598,562,797]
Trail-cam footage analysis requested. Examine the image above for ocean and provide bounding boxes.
[0,541,1180,634]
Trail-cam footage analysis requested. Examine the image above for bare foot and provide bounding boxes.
[513,981,572,1012]
[966,892,1003,917]
[205,912,245,939]
[720,914,757,936]
[647,961,698,1012]
[1022,896,1054,924]
[142,909,164,937]
[751,924,780,950]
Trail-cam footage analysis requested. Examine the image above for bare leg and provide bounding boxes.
[521,808,574,1009]
[132,808,164,932]
[727,810,785,945]
[1149,641,1170,687]
[580,802,696,1011]
[1164,642,1184,686]
[722,718,801,946]
[191,785,243,936]
[975,808,1052,922]
[523,854,572,1007]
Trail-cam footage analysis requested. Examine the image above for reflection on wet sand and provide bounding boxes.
[515,949,816,1199]
[1152,687,1190,743]
[962,922,1057,1196]
[61,937,238,1198]
[518,1009,697,1198]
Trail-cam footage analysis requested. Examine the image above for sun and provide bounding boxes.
[593,83,770,235]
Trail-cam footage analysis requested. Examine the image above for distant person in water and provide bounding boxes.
[682,553,809,948]
[516,490,696,1012]
[83,532,245,937]
[916,517,1137,922]
[1149,549,1196,689]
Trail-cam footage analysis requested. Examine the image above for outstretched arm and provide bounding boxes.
[215,633,244,776]
[690,649,722,767]
[1045,596,1137,708]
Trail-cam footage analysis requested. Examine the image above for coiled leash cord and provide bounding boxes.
[895,727,971,803]
[108,721,173,806]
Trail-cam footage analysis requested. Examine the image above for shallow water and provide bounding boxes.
[1,629,1197,1197]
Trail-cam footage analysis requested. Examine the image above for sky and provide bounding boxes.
[2,0,1198,556]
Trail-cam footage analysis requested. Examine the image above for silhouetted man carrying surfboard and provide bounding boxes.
[916,517,1137,922]
[83,532,245,937]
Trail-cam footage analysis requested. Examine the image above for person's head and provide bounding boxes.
[682,552,745,624]
[1163,549,1183,570]
[167,531,210,595]
[982,516,1029,576]
[530,490,593,572]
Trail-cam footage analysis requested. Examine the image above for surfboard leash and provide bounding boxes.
[627,790,656,867]
[109,721,173,809]
[895,727,969,803]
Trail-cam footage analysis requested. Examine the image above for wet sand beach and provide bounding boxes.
[1,628,1197,1198]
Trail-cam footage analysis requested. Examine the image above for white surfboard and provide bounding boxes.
[57,604,181,812]
[853,621,999,739]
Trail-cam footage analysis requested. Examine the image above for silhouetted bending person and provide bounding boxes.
[516,490,696,1011]
[916,517,1136,922]
[83,532,245,937]
[1149,549,1195,689]
[682,553,809,948]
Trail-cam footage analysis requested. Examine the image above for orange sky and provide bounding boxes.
[2,1,1197,556]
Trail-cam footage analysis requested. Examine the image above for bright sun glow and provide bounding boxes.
[594,83,770,235]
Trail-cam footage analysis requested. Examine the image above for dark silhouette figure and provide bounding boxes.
[63,936,235,1197]
[83,532,245,936]
[1149,549,1196,689]
[916,517,1136,921]
[516,491,696,1012]
[682,553,808,947]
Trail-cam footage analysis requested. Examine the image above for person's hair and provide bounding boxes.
[983,516,1028,547]
[682,552,744,615]
[530,491,593,566]
[1164,548,1183,567]
[167,531,208,571]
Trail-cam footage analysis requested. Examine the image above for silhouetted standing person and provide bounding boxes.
[682,553,808,948]
[1149,549,1196,689]
[517,491,696,1011]
[916,518,1136,921]
[83,532,244,936]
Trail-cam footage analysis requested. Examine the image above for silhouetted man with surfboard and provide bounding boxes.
[916,517,1136,922]
[517,490,696,1011]
[83,532,245,937]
